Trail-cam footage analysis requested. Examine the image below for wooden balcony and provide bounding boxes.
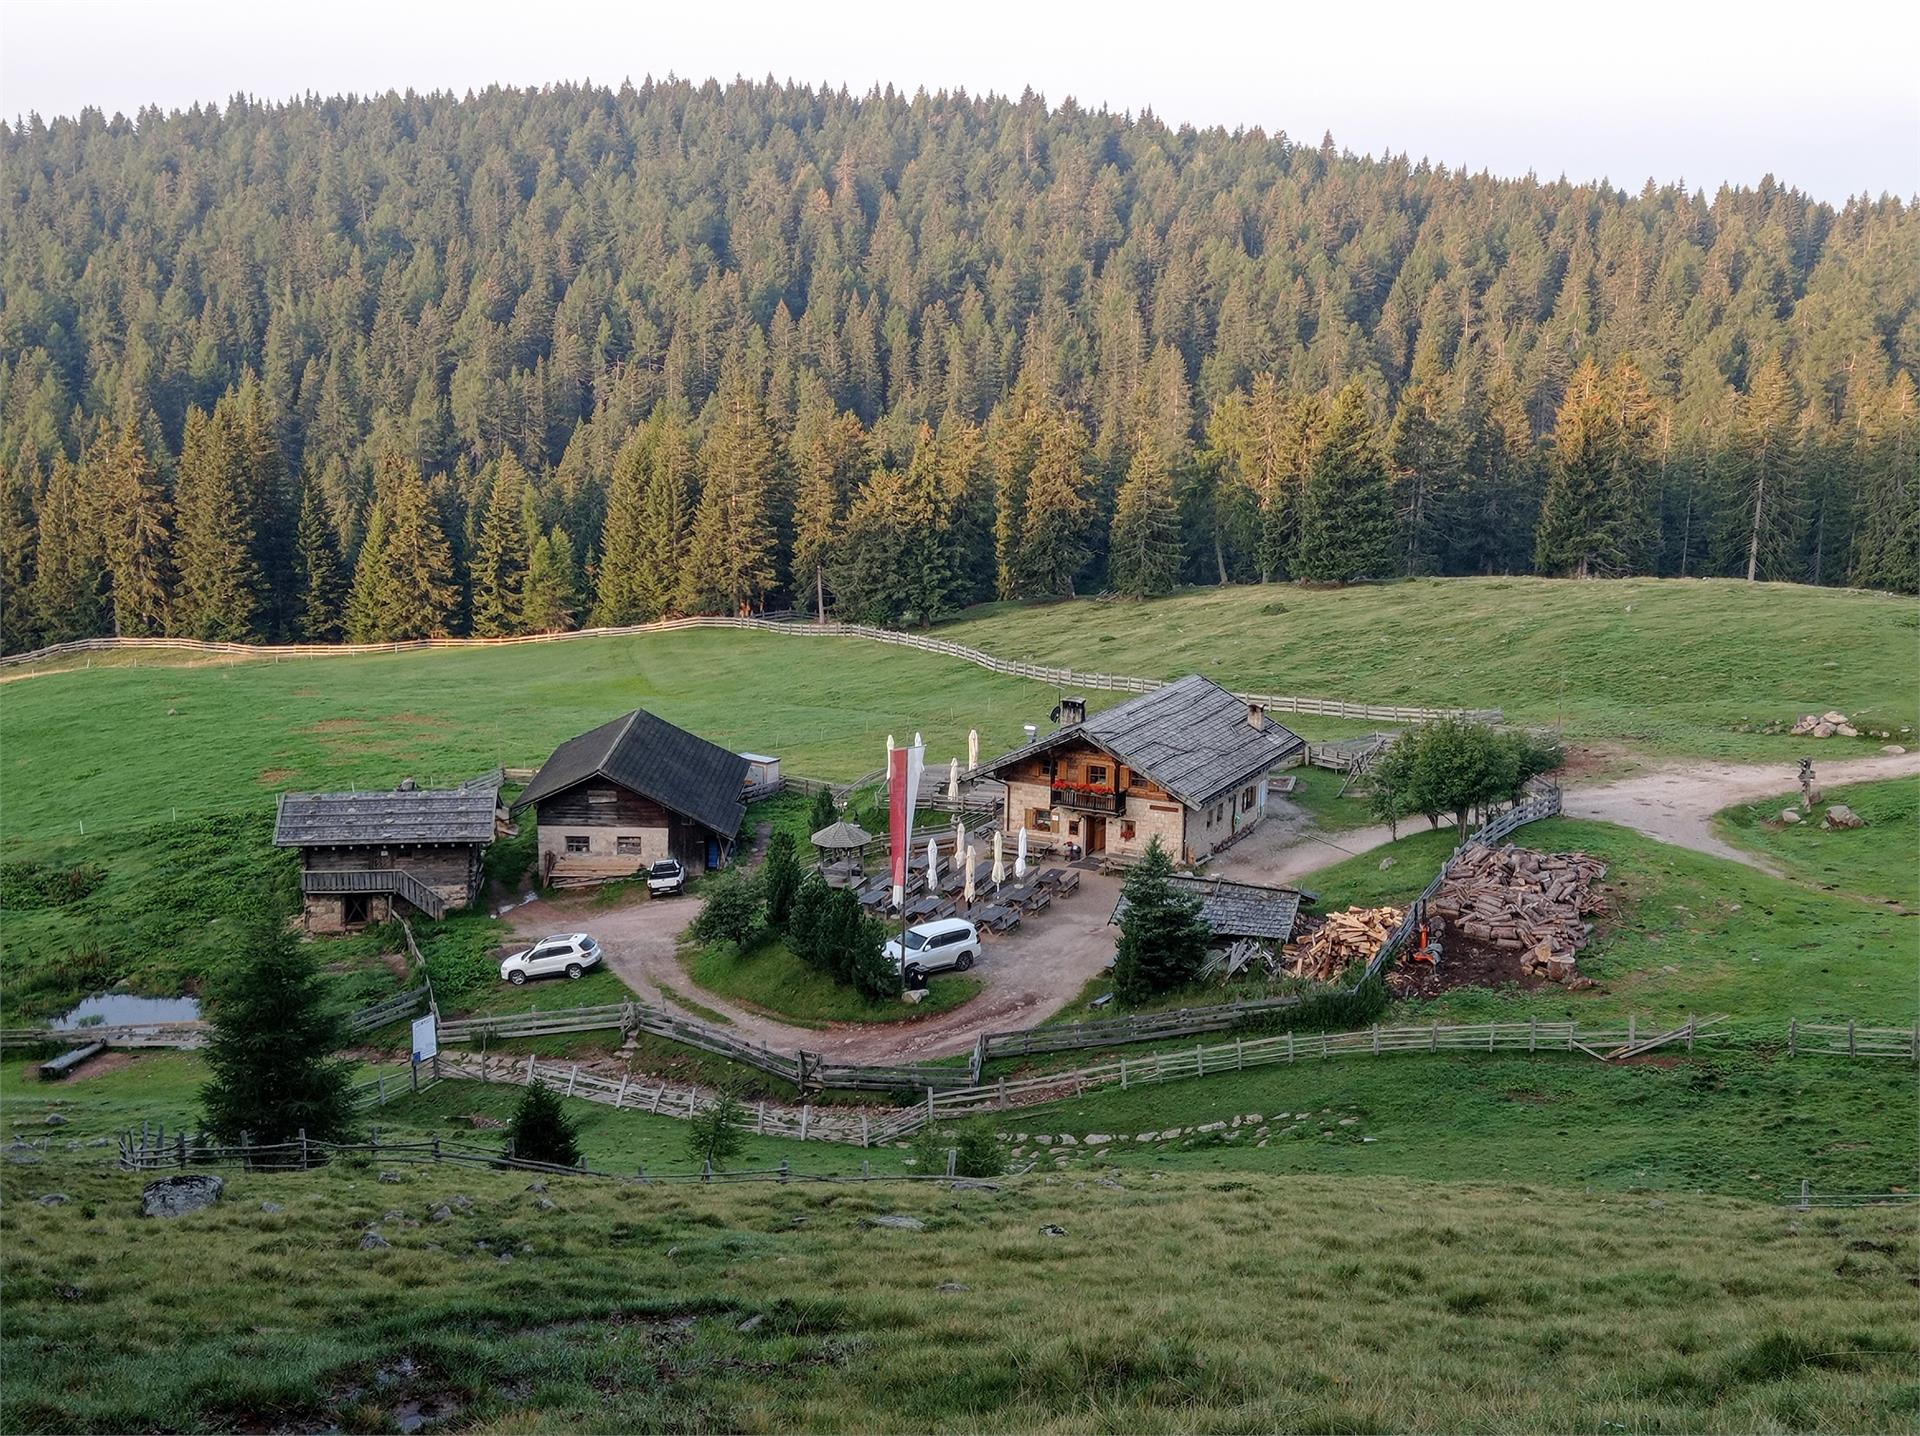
[1050,786,1124,814]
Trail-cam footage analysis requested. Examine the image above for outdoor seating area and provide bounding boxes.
[823,834,1081,936]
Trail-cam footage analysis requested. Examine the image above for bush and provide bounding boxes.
[685,1086,747,1171]
[503,1081,581,1167]
[788,873,830,971]
[692,866,764,949]
[1368,719,1562,839]
[0,858,106,909]
[1112,838,1210,1005]
[763,832,801,928]
[808,785,838,837]
[910,1117,1006,1178]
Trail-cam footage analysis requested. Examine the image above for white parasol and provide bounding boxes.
[947,757,960,799]
[968,728,979,772]
[926,837,939,891]
[992,831,1006,887]
[963,842,976,906]
[1014,826,1029,880]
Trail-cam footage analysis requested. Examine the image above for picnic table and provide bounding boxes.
[980,904,1021,934]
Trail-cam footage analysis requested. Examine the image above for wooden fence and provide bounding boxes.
[0,615,1502,723]
[343,985,431,1036]
[1787,1020,1919,1061]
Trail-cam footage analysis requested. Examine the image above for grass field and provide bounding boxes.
[1716,777,1918,909]
[941,577,1920,761]
[682,934,981,1026]
[4,1142,1914,1432]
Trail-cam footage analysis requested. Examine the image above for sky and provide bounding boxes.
[2,0,1916,202]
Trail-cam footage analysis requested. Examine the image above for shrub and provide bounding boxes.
[692,866,764,950]
[788,873,830,971]
[911,1118,1006,1178]
[1368,719,1562,839]
[685,1086,748,1171]
[503,1081,581,1168]
[763,831,801,928]
[0,858,106,909]
[808,784,838,837]
[1112,838,1210,1005]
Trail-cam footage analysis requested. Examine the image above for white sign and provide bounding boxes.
[411,1013,438,1064]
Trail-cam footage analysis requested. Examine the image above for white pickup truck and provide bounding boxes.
[646,859,687,896]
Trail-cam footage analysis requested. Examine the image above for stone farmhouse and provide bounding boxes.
[977,675,1304,864]
[514,709,749,884]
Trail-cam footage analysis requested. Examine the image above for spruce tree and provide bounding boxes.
[344,500,389,642]
[1717,354,1805,582]
[637,406,696,617]
[681,367,778,614]
[469,453,531,636]
[292,480,347,640]
[27,456,106,642]
[1111,837,1210,1005]
[173,405,264,639]
[1534,361,1619,577]
[0,466,39,652]
[1849,371,1917,593]
[523,526,581,632]
[199,899,357,1146]
[370,453,460,639]
[1298,381,1396,582]
[1013,406,1093,596]
[591,427,651,626]
[100,419,174,636]
[1108,432,1183,597]
[1386,382,1463,575]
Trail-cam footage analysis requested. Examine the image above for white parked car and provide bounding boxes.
[884,918,981,986]
[646,859,687,896]
[499,932,602,985]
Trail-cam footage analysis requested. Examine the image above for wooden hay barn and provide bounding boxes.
[513,710,749,886]
[274,776,503,931]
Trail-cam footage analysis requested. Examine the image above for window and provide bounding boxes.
[1087,764,1108,787]
[1120,820,1136,842]
[565,834,590,854]
[616,835,644,856]
[342,894,370,926]
[1029,807,1052,832]
[1242,787,1256,812]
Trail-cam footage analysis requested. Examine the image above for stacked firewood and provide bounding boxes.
[1285,906,1404,981]
[1427,845,1606,983]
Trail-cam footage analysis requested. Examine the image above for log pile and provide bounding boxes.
[1427,845,1606,985]
[1284,906,1404,981]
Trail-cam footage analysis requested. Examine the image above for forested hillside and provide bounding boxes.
[2,80,1915,653]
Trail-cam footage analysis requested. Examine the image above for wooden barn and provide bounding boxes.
[513,710,749,885]
[977,675,1304,865]
[274,776,503,932]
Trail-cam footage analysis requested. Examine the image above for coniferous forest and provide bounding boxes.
[2,80,1915,653]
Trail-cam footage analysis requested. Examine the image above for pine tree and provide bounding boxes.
[292,479,346,640]
[895,423,964,624]
[99,418,174,636]
[26,457,106,643]
[523,526,581,632]
[1108,431,1183,597]
[1111,837,1210,1005]
[344,500,390,643]
[469,453,531,635]
[637,406,696,617]
[680,367,778,614]
[1534,360,1619,577]
[1385,381,1463,575]
[1298,381,1396,582]
[173,405,264,639]
[1717,354,1805,581]
[0,464,39,652]
[1013,406,1093,596]
[1849,370,1918,593]
[371,453,460,638]
[591,427,651,626]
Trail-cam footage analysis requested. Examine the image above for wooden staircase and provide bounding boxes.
[300,867,448,920]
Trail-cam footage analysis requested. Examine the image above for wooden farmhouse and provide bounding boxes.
[978,675,1304,864]
[513,709,749,885]
[274,777,503,932]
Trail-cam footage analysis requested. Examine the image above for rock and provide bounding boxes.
[949,1179,1000,1192]
[737,1313,766,1333]
[1057,1134,1077,1146]
[141,1174,224,1218]
[864,1214,926,1231]
[428,1204,453,1223]
[1790,714,1820,735]
[1812,721,1835,738]
[1566,975,1599,992]
[1779,808,1801,824]
[936,1282,969,1293]
[260,1200,284,1214]
[359,1230,391,1250]
[534,1197,557,1212]
[378,1171,404,1184]
[36,1192,69,1206]
[901,988,927,1004]
[1033,1135,1052,1146]
[1085,1133,1111,1146]
[1821,710,1848,725]
[1337,1117,1359,1127]
[1882,745,1907,755]
[1038,1224,1067,1237]
[525,1181,547,1193]
[1378,856,1396,870]
[1834,723,1859,738]
[44,1113,69,1127]
[1823,804,1864,830]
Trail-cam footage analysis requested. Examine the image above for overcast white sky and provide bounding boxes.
[2,0,1915,201]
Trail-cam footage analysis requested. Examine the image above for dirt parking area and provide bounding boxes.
[504,873,1124,1063]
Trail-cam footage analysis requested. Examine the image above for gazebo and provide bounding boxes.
[810,820,874,885]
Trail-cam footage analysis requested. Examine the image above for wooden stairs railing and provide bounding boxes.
[300,867,447,920]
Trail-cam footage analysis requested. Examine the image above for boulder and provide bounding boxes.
[1378,856,1396,871]
[141,1174,224,1219]
[36,1192,70,1206]
[1821,711,1848,725]
[44,1113,69,1127]
[260,1200,285,1214]
[1882,745,1907,755]
[1779,808,1801,824]
[1039,1224,1068,1237]
[864,1213,926,1232]
[1823,804,1864,830]
[378,1171,404,1184]
[935,1282,969,1294]
[1812,721,1836,738]
[1790,714,1820,736]
[1834,724,1859,738]
[359,1229,391,1250]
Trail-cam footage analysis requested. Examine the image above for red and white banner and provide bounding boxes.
[888,739,925,910]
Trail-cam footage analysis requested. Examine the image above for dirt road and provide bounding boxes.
[506,872,1124,1062]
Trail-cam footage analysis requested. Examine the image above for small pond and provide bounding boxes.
[52,993,203,1029]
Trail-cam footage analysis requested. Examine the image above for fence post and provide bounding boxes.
[757,1101,766,1134]
[525,1052,536,1082]
[1287,1031,1295,1063]
[801,1105,811,1141]
[1236,1037,1244,1070]
[1788,1018,1797,1058]
[998,1077,1007,1108]
[862,1114,870,1148]
[1529,1017,1537,1054]
[1628,1014,1636,1047]
[410,1057,420,1094]
[1848,1018,1856,1057]
[1119,1057,1127,1090]
[241,1130,252,1169]
[176,1132,187,1168]
[1686,1014,1695,1054]
[926,1088,936,1123]
[779,1159,790,1184]
[567,1064,579,1097]
[431,1134,439,1162]
[862,1159,871,1179]
[1372,1026,1380,1056]
[1320,1033,1328,1060]
[615,1074,629,1109]
[703,1158,712,1184]
[377,1075,387,1106]
[299,1127,308,1170]
[1799,1178,1810,1210]
[946,1148,957,1178]
[1195,1043,1205,1076]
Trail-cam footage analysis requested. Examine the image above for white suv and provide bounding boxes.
[499,933,602,985]
[884,919,981,986]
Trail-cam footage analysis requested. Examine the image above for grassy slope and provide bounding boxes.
[3,1148,1913,1433]
[683,934,981,1026]
[940,577,1920,760]
[1715,776,1919,908]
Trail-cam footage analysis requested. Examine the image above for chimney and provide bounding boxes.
[1023,723,1039,745]
[1058,697,1086,727]
[1246,701,1267,731]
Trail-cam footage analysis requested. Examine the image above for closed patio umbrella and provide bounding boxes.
[992,831,1006,887]
[968,728,979,772]
[963,843,976,907]
[1014,826,1028,880]
[926,837,939,890]
[948,757,961,799]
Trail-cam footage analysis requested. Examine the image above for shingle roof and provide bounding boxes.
[511,710,749,837]
[1111,875,1303,942]
[982,674,1303,807]
[273,785,499,847]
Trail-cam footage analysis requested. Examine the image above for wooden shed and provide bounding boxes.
[513,710,749,885]
[274,776,502,932]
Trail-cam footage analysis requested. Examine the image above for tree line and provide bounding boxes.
[2,80,1915,652]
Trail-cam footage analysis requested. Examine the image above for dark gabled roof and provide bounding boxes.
[274,784,499,848]
[511,709,749,837]
[981,674,1303,807]
[1111,875,1303,942]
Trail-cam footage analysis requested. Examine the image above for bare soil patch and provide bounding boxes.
[256,767,297,785]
